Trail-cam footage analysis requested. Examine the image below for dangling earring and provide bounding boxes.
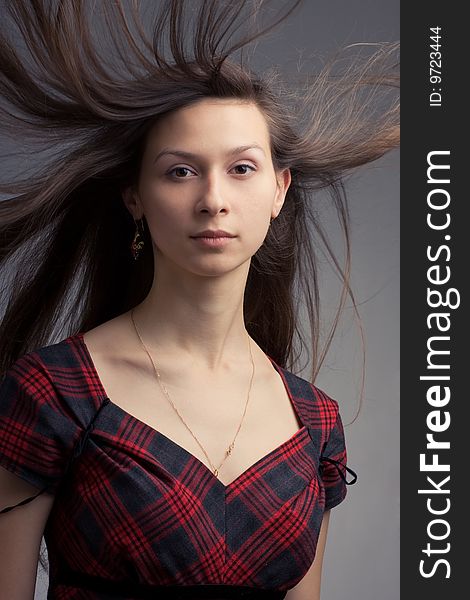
[131,217,145,260]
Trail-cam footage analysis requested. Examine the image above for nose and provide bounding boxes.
[196,172,230,217]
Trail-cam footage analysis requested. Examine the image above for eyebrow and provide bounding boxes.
[153,144,266,164]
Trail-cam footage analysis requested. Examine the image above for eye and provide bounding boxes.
[231,163,256,175]
[167,166,196,179]
[166,163,256,179]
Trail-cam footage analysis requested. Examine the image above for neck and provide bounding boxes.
[130,257,253,372]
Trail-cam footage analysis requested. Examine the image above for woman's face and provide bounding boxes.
[123,98,291,277]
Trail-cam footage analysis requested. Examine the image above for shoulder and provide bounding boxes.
[277,364,340,441]
[4,337,77,391]
[1,335,103,429]
[1,342,61,400]
[0,339,92,494]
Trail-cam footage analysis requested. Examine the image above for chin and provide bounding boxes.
[185,254,252,277]
[189,262,248,278]
[154,245,253,277]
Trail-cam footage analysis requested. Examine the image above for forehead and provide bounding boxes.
[145,99,271,149]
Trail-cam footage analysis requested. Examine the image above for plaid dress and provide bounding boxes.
[0,333,357,599]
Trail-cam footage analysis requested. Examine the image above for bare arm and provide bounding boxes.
[285,509,331,600]
[0,466,55,600]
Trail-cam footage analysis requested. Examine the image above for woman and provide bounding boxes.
[0,1,398,598]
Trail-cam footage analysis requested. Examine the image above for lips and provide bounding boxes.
[190,230,236,238]
[190,230,237,248]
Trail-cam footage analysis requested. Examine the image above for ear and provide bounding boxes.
[272,168,291,220]
[121,185,144,220]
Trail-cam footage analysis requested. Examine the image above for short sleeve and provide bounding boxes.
[319,408,356,510]
[0,352,82,511]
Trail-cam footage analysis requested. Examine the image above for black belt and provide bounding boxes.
[55,565,287,599]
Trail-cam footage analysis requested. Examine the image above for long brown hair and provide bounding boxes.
[1,0,398,544]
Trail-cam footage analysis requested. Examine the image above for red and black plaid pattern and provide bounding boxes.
[0,333,355,598]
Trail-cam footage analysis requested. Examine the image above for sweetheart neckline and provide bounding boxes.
[72,332,309,489]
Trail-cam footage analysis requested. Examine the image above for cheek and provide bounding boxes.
[140,202,186,255]
[237,205,272,253]
[142,190,186,232]
[151,204,182,227]
[241,183,276,227]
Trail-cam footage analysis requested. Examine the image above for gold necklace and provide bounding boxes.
[130,308,256,477]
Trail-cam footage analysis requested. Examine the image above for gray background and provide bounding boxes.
[253,3,400,598]
[291,3,399,599]
[0,0,399,598]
